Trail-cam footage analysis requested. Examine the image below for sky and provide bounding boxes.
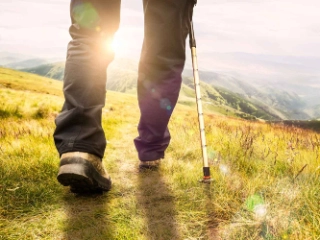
[0,0,320,68]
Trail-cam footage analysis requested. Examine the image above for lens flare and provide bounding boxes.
[72,3,99,29]
[219,164,229,175]
[245,194,264,211]
[160,98,172,114]
[253,204,267,218]
[207,147,216,161]
[245,194,267,218]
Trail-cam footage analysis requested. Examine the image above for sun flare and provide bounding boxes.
[111,37,122,53]
[106,32,127,56]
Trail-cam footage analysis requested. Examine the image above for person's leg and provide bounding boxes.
[134,0,193,162]
[54,0,120,158]
[54,0,121,193]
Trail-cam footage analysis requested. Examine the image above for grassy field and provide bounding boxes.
[0,67,320,239]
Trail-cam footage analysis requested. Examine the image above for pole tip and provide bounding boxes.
[200,177,212,184]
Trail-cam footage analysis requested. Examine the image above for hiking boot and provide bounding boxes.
[57,152,111,194]
[139,159,161,170]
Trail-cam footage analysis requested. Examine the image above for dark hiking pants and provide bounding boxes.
[54,0,193,161]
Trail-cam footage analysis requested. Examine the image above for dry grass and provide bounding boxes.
[0,67,320,239]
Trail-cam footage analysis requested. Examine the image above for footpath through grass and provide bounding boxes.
[0,68,320,239]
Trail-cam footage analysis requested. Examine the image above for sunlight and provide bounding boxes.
[111,34,123,53]
[102,27,143,59]
[105,31,128,57]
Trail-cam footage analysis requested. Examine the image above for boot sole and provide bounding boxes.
[57,158,111,194]
[139,160,161,171]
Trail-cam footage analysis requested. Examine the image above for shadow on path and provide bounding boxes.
[137,170,180,240]
[203,183,220,240]
[62,193,114,240]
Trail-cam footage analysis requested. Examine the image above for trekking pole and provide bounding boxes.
[189,20,211,183]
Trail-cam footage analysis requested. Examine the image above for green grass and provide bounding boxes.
[0,67,320,239]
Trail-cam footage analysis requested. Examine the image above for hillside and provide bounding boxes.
[0,67,63,96]
[17,59,284,121]
[22,62,65,81]
[183,68,314,120]
[193,52,320,119]
[6,58,49,69]
[1,67,320,239]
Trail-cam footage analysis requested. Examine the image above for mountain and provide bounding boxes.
[183,68,311,120]
[312,105,320,119]
[16,58,278,120]
[20,58,139,91]
[195,52,320,118]
[183,69,258,96]
[181,76,281,120]
[0,52,64,70]
[6,58,49,69]
[6,53,319,120]
[22,62,65,81]
[106,59,284,120]
[0,52,33,66]
[8,58,289,120]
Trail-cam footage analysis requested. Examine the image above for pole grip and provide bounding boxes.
[189,21,196,48]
